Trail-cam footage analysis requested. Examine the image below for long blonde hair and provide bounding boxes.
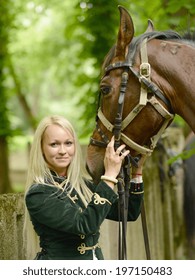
[23,115,92,259]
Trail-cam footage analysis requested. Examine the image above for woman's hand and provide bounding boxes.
[102,136,130,188]
[131,154,147,178]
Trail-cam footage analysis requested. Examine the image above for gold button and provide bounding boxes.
[80,234,85,239]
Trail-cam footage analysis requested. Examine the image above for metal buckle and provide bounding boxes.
[140,62,151,78]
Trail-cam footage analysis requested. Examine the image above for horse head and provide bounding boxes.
[87,6,191,183]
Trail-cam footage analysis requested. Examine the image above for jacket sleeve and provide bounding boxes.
[106,182,144,221]
[25,182,118,236]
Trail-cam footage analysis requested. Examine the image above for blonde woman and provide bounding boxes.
[23,115,144,260]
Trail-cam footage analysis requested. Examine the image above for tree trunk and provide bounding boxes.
[0,136,12,193]
[8,58,37,131]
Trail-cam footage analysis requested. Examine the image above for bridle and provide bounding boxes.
[89,38,175,260]
[90,38,174,154]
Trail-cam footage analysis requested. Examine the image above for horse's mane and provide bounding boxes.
[132,30,182,46]
[102,29,195,72]
[182,30,195,44]
[127,30,182,64]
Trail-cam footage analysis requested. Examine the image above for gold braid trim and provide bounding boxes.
[93,193,112,205]
[77,243,100,254]
[131,191,144,194]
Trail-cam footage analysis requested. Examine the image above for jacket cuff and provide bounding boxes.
[130,182,144,194]
[95,181,118,204]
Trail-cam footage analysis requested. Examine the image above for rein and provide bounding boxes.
[113,69,132,260]
[90,38,174,260]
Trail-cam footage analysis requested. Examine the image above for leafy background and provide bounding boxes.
[0,0,195,192]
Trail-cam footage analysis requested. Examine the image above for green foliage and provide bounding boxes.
[0,0,12,137]
[71,0,126,138]
[168,145,195,164]
[1,0,195,144]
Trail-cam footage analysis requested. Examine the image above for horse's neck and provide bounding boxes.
[150,40,195,132]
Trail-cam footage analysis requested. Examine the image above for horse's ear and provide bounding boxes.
[145,19,154,33]
[114,6,134,60]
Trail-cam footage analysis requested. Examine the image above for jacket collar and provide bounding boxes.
[50,170,67,185]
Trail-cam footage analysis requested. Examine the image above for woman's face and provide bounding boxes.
[42,124,75,176]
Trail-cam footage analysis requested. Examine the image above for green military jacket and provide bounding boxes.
[25,174,144,260]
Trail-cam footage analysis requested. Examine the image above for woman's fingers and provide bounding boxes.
[104,137,130,178]
[106,137,129,159]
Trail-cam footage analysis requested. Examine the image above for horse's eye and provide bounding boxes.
[100,86,111,95]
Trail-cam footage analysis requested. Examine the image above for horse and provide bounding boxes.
[86,6,195,184]
[86,6,195,260]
